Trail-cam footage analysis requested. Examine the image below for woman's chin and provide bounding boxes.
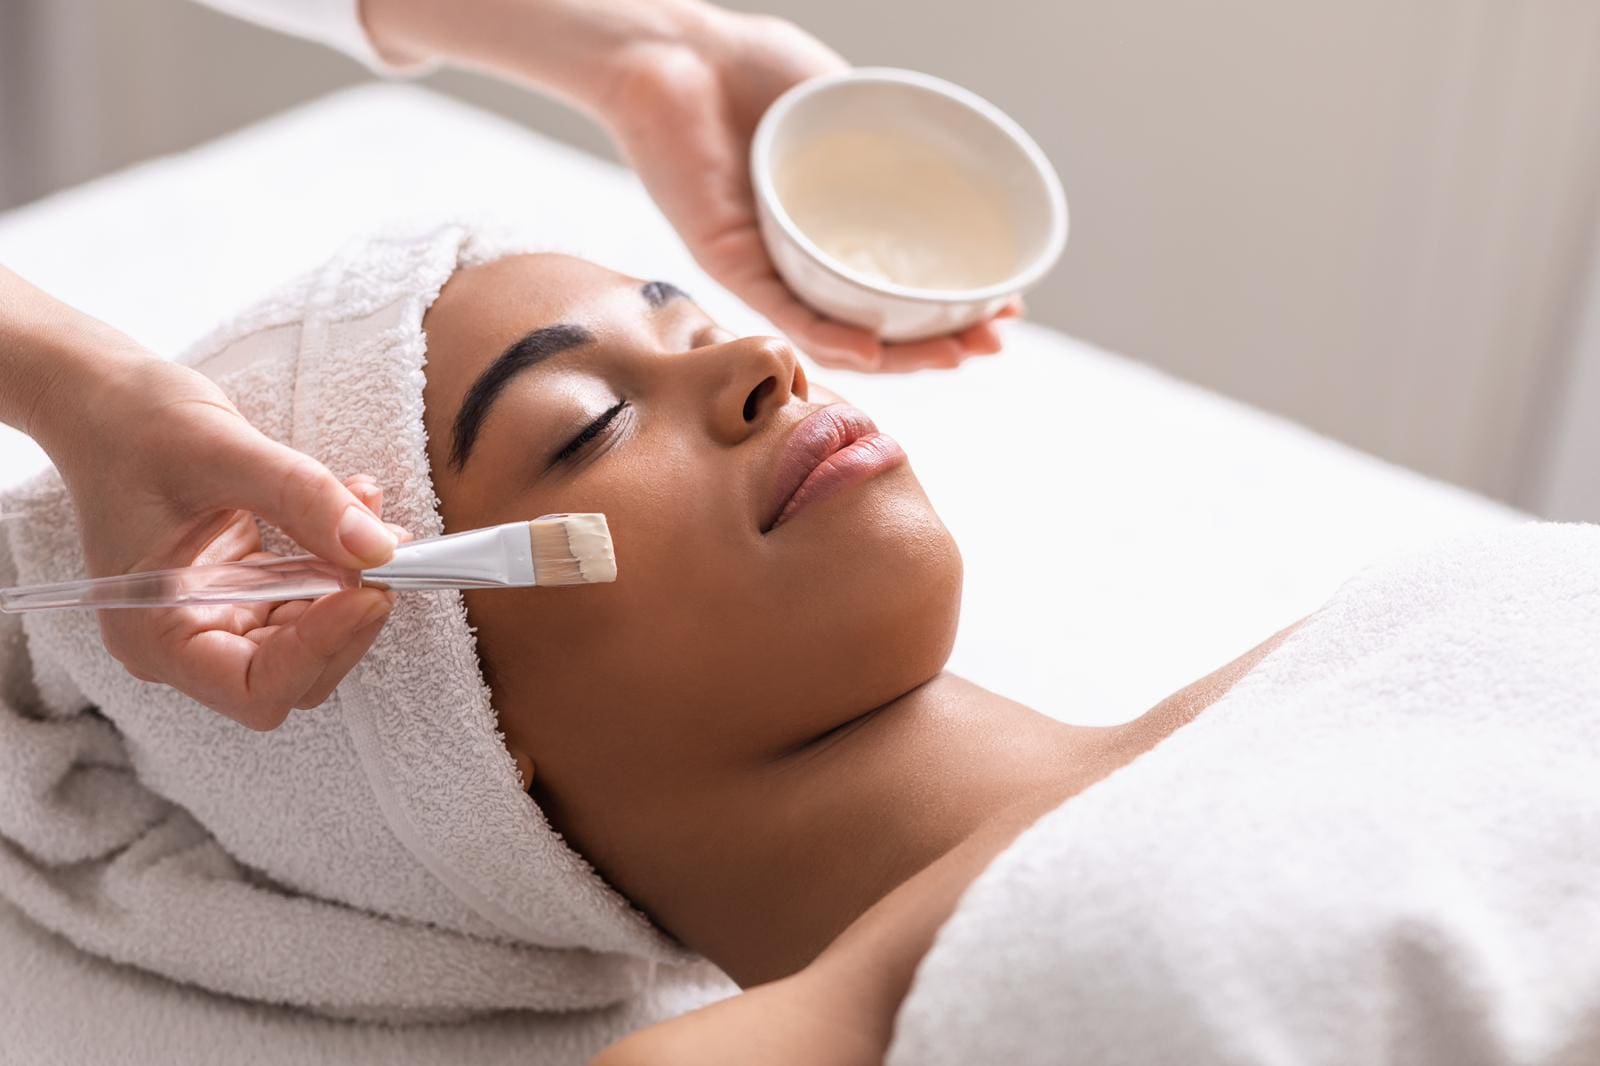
[774,463,962,668]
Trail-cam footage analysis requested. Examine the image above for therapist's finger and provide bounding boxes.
[196,430,397,569]
[174,587,394,730]
[873,309,1015,371]
[736,270,885,370]
[957,320,1005,355]
[251,598,311,630]
[242,592,393,710]
[876,334,966,372]
[290,596,395,710]
[788,316,884,371]
[344,474,381,516]
[287,476,403,708]
[343,476,411,545]
[708,227,883,369]
[99,598,274,694]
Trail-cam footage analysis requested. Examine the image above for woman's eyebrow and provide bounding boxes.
[450,322,594,471]
[640,280,689,308]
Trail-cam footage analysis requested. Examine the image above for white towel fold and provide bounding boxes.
[0,220,731,1025]
[888,522,1600,1066]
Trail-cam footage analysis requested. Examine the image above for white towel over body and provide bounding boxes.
[889,523,1600,1066]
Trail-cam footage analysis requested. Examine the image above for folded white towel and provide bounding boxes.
[0,220,731,1025]
[888,522,1600,1066]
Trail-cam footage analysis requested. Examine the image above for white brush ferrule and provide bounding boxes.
[362,522,535,590]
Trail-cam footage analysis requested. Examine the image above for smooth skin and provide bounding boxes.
[0,0,1012,726]
[418,254,1295,1063]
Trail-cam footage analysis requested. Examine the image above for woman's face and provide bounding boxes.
[420,254,960,843]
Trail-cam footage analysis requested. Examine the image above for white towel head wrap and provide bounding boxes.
[0,220,724,1022]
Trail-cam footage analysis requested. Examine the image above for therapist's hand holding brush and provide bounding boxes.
[0,267,403,730]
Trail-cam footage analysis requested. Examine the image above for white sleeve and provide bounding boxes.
[192,0,436,76]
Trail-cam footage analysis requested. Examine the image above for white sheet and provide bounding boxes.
[0,84,1521,1063]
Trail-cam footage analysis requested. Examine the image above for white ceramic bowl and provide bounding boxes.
[751,67,1068,343]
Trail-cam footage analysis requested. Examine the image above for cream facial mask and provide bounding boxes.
[546,512,617,584]
[774,129,1019,290]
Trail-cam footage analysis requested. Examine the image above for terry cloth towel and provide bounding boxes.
[0,220,732,1024]
[888,522,1600,1066]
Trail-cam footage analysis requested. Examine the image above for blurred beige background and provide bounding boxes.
[2,0,1597,518]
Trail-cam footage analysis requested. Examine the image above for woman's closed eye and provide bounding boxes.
[551,400,628,466]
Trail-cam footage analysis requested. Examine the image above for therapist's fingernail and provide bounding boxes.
[357,597,392,630]
[339,504,398,563]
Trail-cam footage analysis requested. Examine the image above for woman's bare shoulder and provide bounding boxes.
[590,966,885,1066]
[591,796,1058,1066]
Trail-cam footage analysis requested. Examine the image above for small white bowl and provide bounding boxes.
[751,67,1068,344]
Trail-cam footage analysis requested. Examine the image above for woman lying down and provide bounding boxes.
[2,222,1598,1066]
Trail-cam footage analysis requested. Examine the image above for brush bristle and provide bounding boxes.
[527,514,617,586]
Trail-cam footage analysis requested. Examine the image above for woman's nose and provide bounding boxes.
[693,335,808,445]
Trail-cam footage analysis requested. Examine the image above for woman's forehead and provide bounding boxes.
[432,254,629,337]
[424,255,635,389]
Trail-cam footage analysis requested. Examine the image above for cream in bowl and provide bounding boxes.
[751,67,1068,343]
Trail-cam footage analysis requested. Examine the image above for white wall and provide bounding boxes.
[2,0,1598,514]
[736,0,1600,509]
[1536,225,1600,522]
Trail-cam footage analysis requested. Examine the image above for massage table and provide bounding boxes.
[0,85,1519,1064]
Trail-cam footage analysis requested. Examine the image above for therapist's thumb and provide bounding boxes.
[212,435,398,570]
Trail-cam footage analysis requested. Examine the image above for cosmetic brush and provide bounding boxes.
[0,514,615,613]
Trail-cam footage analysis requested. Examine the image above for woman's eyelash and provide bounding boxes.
[552,400,626,465]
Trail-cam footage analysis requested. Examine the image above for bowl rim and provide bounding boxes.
[749,66,1069,306]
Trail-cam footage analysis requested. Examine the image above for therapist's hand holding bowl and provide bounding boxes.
[363,0,1022,371]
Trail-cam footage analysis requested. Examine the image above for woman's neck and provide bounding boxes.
[606,673,1141,984]
[604,620,1297,986]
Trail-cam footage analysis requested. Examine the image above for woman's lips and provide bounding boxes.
[763,405,907,533]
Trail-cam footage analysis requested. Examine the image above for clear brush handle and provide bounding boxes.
[0,554,359,613]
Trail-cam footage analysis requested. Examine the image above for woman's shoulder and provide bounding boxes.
[590,793,1063,1066]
